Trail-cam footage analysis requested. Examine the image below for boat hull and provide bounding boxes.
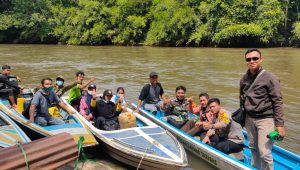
[0,98,97,147]
[62,97,188,169]
[0,110,31,148]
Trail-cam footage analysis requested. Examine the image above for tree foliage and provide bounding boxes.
[0,0,299,46]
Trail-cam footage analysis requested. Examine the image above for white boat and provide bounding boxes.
[0,110,31,148]
[62,98,188,170]
[131,103,300,170]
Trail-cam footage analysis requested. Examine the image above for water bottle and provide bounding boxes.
[267,131,283,141]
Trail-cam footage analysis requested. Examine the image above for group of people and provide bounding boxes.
[0,48,285,170]
[137,73,245,155]
[133,48,285,170]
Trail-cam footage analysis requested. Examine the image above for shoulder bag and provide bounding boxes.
[232,70,265,127]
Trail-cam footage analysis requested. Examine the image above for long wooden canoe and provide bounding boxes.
[0,98,97,147]
[132,103,300,170]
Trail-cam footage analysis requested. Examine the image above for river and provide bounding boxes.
[0,45,299,169]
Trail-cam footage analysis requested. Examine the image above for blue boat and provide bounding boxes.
[131,103,300,170]
[0,98,98,147]
[0,110,31,148]
[61,97,188,170]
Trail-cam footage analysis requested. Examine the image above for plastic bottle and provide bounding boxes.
[267,131,283,141]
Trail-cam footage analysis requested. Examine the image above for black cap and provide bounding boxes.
[149,72,158,77]
[103,89,113,97]
[88,84,96,90]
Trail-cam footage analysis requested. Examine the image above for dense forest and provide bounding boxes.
[0,0,300,47]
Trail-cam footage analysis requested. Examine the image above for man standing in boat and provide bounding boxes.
[136,72,164,115]
[240,48,285,170]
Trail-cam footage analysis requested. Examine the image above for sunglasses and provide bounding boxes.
[245,57,260,62]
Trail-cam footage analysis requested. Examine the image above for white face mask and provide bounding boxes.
[87,91,93,95]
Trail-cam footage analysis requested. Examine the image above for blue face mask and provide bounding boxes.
[56,80,64,86]
[44,86,53,92]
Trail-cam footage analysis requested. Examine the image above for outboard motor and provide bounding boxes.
[6,75,18,88]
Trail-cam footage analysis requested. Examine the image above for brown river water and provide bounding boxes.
[0,45,299,169]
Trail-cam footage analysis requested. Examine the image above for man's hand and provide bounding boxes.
[206,129,215,136]
[202,136,211,145]
[162,95,171,105]
[203,122,213,130]
[89,77,95,82]
[187,96,193,103]
[195,121,203,127]
[276,126,285,138]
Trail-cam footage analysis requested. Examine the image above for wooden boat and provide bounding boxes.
[0,98,97,147]
[0,110,31,148]
[131,103,300,170]
[62,98,188,170]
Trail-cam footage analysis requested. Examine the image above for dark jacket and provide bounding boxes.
[93,99,117,119]
[240,68,284,126]
[0,74,20,90]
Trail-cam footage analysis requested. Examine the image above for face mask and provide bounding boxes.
[43,86,53,92]
[56,80,64,86]
[87,91,93,95]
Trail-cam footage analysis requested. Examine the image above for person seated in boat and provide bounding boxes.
[68,71,95,111]
[136,72,165,115]
[28,78,76,126]
[91,89,119,130]
[0,65,21,108]
[160,85,194,129]
[54,75,79,98]
[202,98,244,154]
[181,93,213,137]
[79,84,96,121]
[111,87,127,113]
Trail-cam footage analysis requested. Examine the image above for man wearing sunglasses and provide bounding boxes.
[240,49,285,170]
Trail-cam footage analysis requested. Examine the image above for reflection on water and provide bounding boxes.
[0,45,299,169]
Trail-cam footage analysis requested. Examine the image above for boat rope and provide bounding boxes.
[75,136,87,170]
[74,136,94,170]
[136,144,154,170]
[17,141,29,170]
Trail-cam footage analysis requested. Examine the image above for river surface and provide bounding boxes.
[0,45,299,169]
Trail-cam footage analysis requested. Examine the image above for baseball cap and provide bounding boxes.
[149,72,158,77]
[56,75,64,81]
[88,84,96,90]
[103,89,113,97]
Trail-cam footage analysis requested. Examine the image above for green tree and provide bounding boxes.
[145,0,200,46]
[0,0,54,43]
